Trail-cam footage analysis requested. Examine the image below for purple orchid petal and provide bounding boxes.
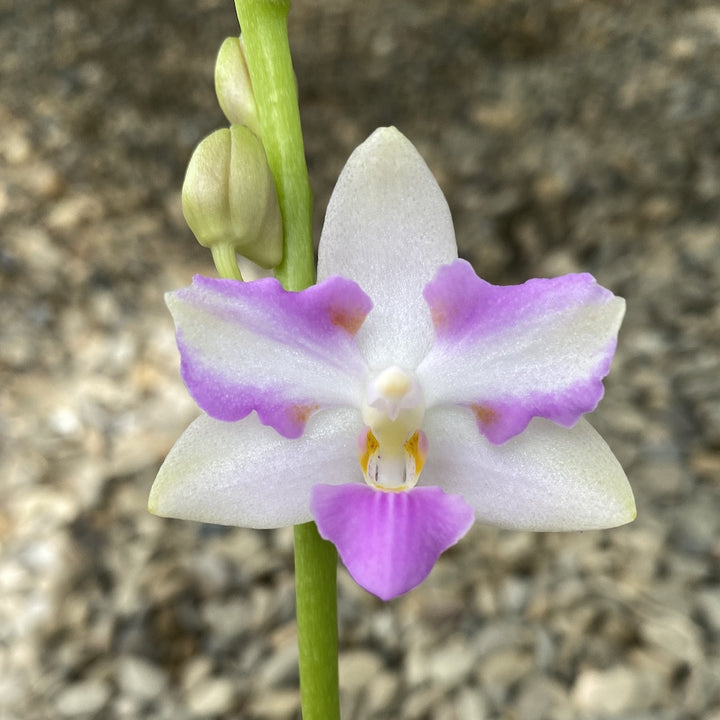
[311,483,474,600]
[417,260,625,444]
[168,275,372,438]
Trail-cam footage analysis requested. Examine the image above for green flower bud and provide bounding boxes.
[182,125,283,272]
[214,37,261,136]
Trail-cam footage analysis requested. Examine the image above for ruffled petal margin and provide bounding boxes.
[418,260,625,443]
[311,483,474,600]
[421,407,636,531]
[167,275,371,438]
[149,409,363,528]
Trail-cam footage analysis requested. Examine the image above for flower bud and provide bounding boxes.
[182,124,283,270]
[214,37,261,136]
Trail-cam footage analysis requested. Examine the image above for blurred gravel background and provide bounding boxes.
[2,0,720,718]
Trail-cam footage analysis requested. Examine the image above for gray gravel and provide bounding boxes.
[2,0,720,718]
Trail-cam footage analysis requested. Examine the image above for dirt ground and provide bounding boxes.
[2,0,720,718]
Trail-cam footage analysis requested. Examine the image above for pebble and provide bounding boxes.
[185,676,236,717]
[453,687,489,720]
[246,688,300,719]
[517,676,573,720]
[56,679,112,717]
[181,657,213,692]
[116,655,168,702]
[640,611,703,666]
[46,194,103,231]
[402,685,448,719]
[572,665,662,716]
[695,589,720,634]
[478,648,534,699]
[338,649,383,693]
[426,637,477,686]
[258,639,299,688]
[365,671,401,715]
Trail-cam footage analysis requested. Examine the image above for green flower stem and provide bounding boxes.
[233,0,315,292]
[293,522,341,720]
[232,2,339,718]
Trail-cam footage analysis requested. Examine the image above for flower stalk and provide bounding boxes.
[233,0,315,292]
[293,522,341,720]
[231,2,339,718]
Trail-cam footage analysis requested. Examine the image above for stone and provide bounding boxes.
[117,655,168,702]
[427,637,477,686]
[185,676,236,717]
[56,680,112,717]
[247,689,300,719]
[401,685,448,720]
[365,671,400,715]
[572,665,662,716]
[478,648,534,705]
[695,588,720,634]
[453,687,489,720]
[181,657,213,692]
[517,675,573,720]
[639,611,703,665]
[258,640,299,688]
[338,649,383,693]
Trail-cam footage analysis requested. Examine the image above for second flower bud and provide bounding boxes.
[182,124,283,274]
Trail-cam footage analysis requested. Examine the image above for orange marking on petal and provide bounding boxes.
[330,305,366,336]
[430,303,448,331]
[472,404,498,427]
[290,403,318,427]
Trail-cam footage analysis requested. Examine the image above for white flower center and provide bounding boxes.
[359,366,427,491]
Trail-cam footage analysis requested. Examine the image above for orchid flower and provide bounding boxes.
[150,127,635,601]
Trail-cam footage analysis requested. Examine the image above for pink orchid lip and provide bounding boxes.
[311,483,475,601]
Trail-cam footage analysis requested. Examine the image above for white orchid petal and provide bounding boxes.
[318,127,458,369]
[422,407,636,531]
[149,409,363,528]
